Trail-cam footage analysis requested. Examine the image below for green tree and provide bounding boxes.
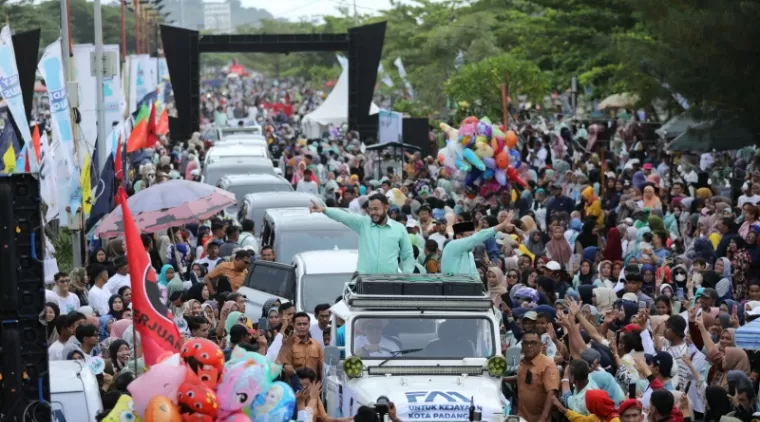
[445,53,548,120]
[619,0,760,127]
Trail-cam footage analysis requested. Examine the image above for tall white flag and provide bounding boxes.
[393,57,415,100]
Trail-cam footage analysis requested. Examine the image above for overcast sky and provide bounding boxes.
[245,0,416,20]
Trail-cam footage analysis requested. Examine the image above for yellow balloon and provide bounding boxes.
[102,395,142,422]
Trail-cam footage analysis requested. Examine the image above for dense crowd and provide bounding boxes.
[40,67,760,422]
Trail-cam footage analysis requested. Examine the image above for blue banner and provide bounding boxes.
[38,38,80,227]
[0,26,36,170]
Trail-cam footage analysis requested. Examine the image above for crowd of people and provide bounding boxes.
[39,65,760,422]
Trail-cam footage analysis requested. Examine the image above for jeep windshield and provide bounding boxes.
[350,316,495,360]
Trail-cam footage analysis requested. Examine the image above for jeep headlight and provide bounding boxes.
[344,356,364,378]
[486,356,507,377]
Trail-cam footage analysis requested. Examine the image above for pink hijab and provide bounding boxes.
[110,319,132,339]
[487,266,507,307]
[184,160,198,180]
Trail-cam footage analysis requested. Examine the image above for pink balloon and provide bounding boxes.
[128,361,187,417]
[224,413,252,422]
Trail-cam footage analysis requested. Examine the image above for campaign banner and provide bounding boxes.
[0,26,36,167]
[158,57,168,82]
[72,43,96,159]
[378,110,403,144]
[39,38,80,227]
[103,44,124,131]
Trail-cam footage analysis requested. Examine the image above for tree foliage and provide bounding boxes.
[445,54,548,120]
[2,0,758,125]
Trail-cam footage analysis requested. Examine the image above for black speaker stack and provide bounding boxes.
[0,174,50,421]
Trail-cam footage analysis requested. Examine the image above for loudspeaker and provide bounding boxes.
[0,174,49,422]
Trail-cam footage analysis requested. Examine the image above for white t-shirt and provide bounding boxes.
[88,285,111,316]
[195,256,223,272]
[56,292,81,315]
[296,180,319,195]
[738,194,760,207]
[48,340,67,361]
[354,336,400,358]
[428,233,449,251]
[309,322,328,348]
[104,273,131,295]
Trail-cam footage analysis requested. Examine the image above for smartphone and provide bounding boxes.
[638,301,647,310]
[500,293,511,306]
[628,383,637,399]
[258,317,268,331]
[729,381,736,396]
[685,381,692,393]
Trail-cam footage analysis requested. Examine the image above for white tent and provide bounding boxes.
[302,55,379,138]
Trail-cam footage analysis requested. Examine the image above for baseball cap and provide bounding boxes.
[550,182,562,190]
[209,239,223,247]
[545,261,561,271]
[522,311,538,321]
[622,293,639,302]
[406,219,419,229]
[435,218,447,224]
[644,351,673,377]
[579,348,601,366]
[642,163,654,170]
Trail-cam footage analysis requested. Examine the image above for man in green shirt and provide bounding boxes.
[310,194,414,274]
[441,214,513,276]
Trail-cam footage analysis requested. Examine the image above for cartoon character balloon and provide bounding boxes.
[143,396,182,422]
[227,346,281,383]
[102,394,142,422]
[250,382,296,422]
[129,360,187,418]
[177,381,219,421]
[218,359,272,419]
[181,338,226,390]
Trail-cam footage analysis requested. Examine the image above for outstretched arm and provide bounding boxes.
[311,201,365,233]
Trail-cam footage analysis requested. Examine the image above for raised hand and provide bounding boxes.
[309,200,325,213]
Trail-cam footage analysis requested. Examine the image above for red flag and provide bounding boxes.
[146,103,159,148]
[119,188,181,365]
[32,124,41,165]
[114,135,123,182]
[126,104,149,153]
[156,108,169,136]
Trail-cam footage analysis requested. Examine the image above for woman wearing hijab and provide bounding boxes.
[98,315,114,342]
[486,266,507,308]
[604,227,623,262]
[546,225,573,269]
[573,260,595,287]
[640,185,662,210]
[594,260,614,288]
[523,230,545,257]
[576,220,600,253]
[727,237,752,299]
[107,295,125,320]
[581,186,604,228]
[556,389,620,422]
[696,312,750,388]
[592,287,617,313]
[186,282,208,304]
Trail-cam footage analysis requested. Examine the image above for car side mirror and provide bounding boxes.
[324,346,341,365]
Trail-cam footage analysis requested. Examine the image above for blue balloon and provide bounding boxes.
[482,169,494,180]
[508,149,521,165]
[251,381,296,422]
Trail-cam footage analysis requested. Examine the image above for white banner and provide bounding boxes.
[39,131,58,222]
[72,43,96,160]
[128,54,152,113]
[39,38,80,227]
[103,45,124,132]
[393,57,415,100]
[378,110,403,144]
[0,26,36,167]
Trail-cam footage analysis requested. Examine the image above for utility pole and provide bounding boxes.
[60,0,71,81]
[353,0,358,26]
[571,76,578,113]
[94,0,108,175]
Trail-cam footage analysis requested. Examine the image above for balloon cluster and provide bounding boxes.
[438,116,527,197]
[104,340,294,422]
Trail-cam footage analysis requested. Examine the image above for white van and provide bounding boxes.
[49,360,103,421]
